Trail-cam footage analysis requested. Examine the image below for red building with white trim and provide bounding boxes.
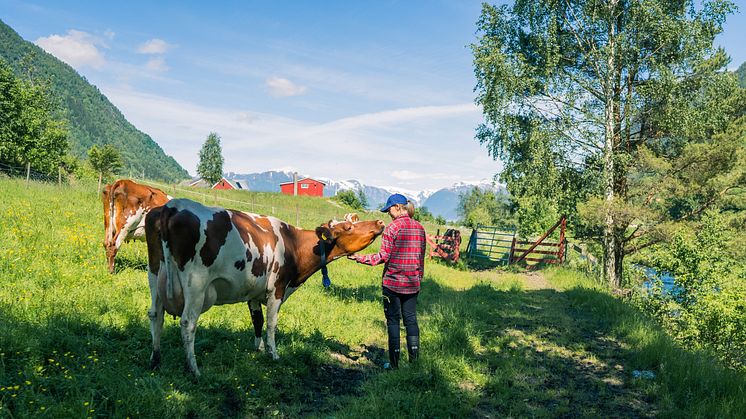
[279,177,326,197]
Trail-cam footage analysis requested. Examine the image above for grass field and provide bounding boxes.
[1,178,745,418]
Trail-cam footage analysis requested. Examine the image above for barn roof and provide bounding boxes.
[211,177,239,189]
[279,177,327,186]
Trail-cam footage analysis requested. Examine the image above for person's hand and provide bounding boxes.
[347,254,360,262]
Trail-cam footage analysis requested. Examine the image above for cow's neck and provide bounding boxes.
[294,230,343,282]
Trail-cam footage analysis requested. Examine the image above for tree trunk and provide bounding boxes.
[603,0,620,289]
[97,172,103,194]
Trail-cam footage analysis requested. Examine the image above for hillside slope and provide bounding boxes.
[0,20,188,182]
[2,178,745,417]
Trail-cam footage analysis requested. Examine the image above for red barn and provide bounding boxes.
[279,177,326,197]
[212,178,237,190]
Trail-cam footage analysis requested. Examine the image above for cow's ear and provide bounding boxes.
[315,226,334,244]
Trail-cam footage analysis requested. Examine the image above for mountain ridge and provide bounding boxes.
[225,170,505,221]
[0,19,188,181]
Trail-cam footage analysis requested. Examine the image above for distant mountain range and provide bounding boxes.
[225,171,506,221]
[0,20,187,181]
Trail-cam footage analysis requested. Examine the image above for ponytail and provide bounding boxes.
[397,201,415,217]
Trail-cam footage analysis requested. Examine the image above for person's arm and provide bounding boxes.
[352,223,397,266]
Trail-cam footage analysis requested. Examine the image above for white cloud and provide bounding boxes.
[35,30,107,70]
[137,38,172,54]
[310,104,480,133]
[145,57,169,72]
[100,87,502,190]
[265,76,308,97]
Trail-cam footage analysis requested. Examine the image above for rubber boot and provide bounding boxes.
[387,339,400,369]
[406,335,420,362]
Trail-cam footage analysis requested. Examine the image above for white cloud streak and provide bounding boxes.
[145,57,169,72]
[101,87,501,190]
[265,76,308,97]
[136,38,171,54]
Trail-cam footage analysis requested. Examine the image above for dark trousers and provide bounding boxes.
[382,286,419,340]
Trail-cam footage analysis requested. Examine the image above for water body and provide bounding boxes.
[638,266,680,296]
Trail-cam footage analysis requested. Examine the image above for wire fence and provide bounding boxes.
[0,161,61,183]
[133,178,363,229]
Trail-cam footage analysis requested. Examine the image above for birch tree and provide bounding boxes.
[472,0,741,288]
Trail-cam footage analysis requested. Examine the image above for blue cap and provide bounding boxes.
[380,193,408,212]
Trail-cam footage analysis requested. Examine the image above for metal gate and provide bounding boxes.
[465,225,516,265]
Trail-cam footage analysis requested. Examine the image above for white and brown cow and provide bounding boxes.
[145,198,384,376]
[102,179,171,273]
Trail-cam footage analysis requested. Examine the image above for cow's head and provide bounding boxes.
[315,215,385,255]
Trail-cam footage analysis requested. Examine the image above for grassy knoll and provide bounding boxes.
[1,178,745,418]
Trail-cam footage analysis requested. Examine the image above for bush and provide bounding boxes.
[632,211,746,370]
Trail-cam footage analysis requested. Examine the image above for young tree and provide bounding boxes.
[197,132,224,185]
[458,187,513,229]
[88,144,122,193]
[0,58,68,173]
[356,189,369,209]
[472,0,740,288]
[334,189,365,210]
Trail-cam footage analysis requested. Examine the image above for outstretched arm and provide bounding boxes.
[350,224,397,266]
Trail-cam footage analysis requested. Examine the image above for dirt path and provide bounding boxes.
[467,271,657,417]
[521,271,552,290]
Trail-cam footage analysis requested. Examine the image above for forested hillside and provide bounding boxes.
[0,20,188,182]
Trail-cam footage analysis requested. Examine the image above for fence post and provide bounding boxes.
[25,162,30,187]
[465,229,476,257]
[509,236,516,265]
[58,166,62,186]
[558,216,567,263]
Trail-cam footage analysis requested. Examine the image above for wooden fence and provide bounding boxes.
[466,216,568,268]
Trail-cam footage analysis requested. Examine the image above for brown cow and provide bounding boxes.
[102,179,170,273]
[145,198,385,376]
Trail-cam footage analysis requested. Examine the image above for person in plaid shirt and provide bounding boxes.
[349,193,426,369]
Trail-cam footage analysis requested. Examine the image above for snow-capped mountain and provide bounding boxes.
[225,171,505,221]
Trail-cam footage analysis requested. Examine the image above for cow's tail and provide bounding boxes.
[160,226,176,302]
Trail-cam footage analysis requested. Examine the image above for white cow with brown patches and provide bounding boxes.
[144,198,384,376]
[102,179,171,273]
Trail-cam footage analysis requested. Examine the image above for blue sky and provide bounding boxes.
[1,0,745,193]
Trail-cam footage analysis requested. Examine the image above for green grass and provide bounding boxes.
[1,177,745,418]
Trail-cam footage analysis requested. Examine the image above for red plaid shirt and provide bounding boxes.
[355,213,425,294]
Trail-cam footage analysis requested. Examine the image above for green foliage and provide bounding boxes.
[356,189,368,209]
[632,211,746,370]
[333,189,366,210]
[196,132,224,185]
[87,144,122,178]
[457,187,513,229]
[736,61,746,88]
[472,0,742,286]
[0,58,67,173]
[0,20,188,182]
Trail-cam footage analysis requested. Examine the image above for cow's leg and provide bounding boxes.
[180,288,205,377]
[106,244,119,274]
[147,270,165,369]
[265,294,282,360]
[248,301,265,351]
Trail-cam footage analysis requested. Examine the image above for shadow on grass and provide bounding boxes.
[3,280,744,417]
[112,253,148,272]
[324,280,666,417]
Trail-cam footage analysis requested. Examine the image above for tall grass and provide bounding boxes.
[1,178,745,417]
